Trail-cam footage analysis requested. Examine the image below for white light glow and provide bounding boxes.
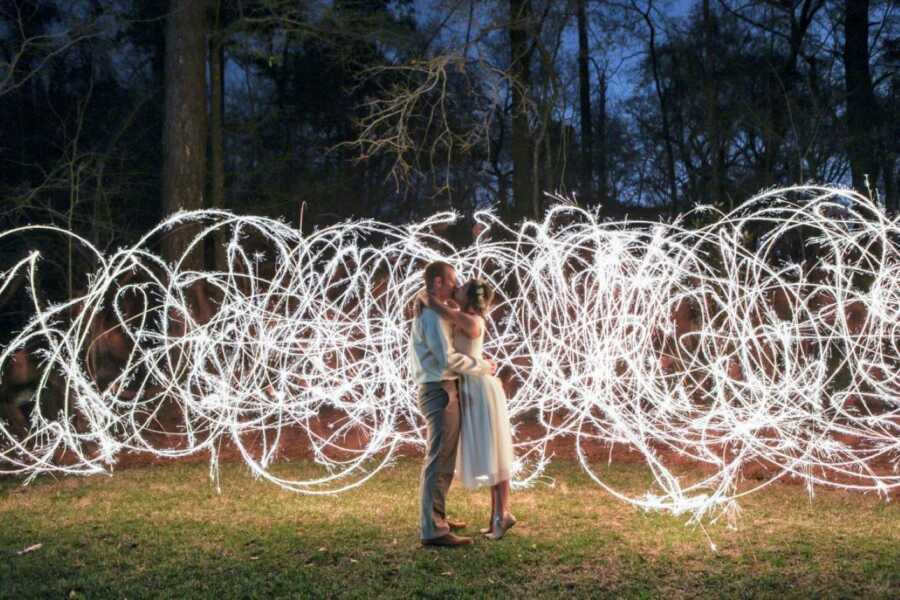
[0,185,898,522]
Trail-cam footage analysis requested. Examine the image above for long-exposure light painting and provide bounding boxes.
[1,185,898,523]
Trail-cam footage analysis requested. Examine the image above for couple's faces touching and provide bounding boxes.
[431,266,469,306]
[452,282,469,306]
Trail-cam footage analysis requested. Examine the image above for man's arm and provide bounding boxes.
[417,291,482,339]
[421,310,492,376]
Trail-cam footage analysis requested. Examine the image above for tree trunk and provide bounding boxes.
[888,76,899,210]
[209,3,226,271]
[576,0,593,206]
[702,0,722,205]
[642,6,678,214]
[843,0,879,193]
[883,154,897,211]
[509,0,533,222]
[756,0,823,190]
[162,0,208,269]
[597,70,608,207]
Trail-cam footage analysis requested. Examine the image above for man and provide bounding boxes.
[410,260,495,547]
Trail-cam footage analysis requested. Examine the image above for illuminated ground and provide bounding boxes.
[2,459,898,598]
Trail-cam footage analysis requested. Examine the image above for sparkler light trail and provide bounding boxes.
[0,185,898,522]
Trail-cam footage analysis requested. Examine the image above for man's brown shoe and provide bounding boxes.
[421,533,474,548]
[446,519,467,531]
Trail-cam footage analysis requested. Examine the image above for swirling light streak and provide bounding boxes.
[0,185,898,522]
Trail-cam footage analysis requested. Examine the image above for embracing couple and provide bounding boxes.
[410,260,516,548]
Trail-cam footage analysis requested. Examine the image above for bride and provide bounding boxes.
[420,278,517,539]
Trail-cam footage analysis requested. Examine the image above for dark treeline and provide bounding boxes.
[0,0,897,279]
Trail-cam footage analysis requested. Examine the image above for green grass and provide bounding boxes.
[1,458,898,599]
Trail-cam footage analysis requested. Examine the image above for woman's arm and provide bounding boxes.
[422,294,483,339]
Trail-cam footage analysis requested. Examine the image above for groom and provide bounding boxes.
[410,260,495,547]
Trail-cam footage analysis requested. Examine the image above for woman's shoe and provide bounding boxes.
[485,513,516,540]
[482,513,501,539]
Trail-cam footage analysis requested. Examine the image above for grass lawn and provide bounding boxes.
[1,458,898,599]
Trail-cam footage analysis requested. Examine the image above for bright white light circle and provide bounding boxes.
[0,185,897,521]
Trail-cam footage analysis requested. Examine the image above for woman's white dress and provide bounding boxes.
[454,317,514,488]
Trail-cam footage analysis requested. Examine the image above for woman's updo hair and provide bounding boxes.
[464,278,495,315]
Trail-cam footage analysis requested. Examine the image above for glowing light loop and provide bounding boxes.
[0,185,898,521]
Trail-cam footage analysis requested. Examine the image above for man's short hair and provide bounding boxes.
[423,260,453,289]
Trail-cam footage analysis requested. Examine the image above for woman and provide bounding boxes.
[420,278,516,539]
